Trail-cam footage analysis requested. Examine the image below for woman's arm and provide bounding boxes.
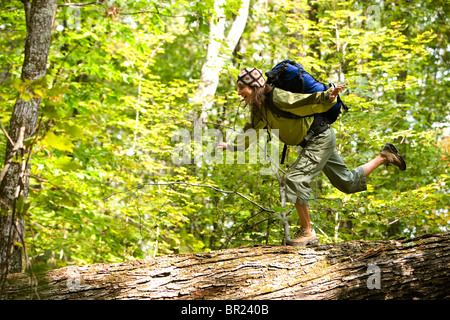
[217,116,266,151]
[272,85,346,117]
[329,84,345,101]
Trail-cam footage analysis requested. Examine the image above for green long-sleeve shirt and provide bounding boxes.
[232,87,336,151]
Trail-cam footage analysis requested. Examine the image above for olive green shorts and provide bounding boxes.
[285,128,367,206]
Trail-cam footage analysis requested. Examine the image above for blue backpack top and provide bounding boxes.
[265,60,349,124]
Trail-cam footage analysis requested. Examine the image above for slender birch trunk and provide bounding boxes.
[193,0,250,119]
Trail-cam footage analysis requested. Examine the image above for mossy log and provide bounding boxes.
[4,232,450,300]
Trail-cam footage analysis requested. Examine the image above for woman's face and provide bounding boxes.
[237,83,254,104]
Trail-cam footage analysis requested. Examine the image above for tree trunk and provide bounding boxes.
[192,0,250,119]
[4,232,449,300]
[0,0,57,277]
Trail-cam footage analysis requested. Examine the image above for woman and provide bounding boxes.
[218,67,406,246]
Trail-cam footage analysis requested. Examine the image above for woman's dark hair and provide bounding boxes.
[248,84,273,120]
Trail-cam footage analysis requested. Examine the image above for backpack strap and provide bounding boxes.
[298,114,330,148]
[281,144,288,164]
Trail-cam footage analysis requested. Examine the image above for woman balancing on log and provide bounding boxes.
[217,67,406,246]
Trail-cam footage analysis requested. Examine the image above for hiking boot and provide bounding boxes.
[286,228,319,246]
[380,143,406,171]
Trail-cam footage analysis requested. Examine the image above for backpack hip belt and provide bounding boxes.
[298,114,330,148]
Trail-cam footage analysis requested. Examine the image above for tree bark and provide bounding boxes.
[4,232,449,300]
[0,0,57,277]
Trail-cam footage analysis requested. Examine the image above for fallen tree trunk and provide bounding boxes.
[4,232,450,300]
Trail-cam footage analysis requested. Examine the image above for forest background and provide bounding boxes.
[0,0,448,273]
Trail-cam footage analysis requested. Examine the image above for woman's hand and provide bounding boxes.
[329,84,346,101]
[217,142,227,150]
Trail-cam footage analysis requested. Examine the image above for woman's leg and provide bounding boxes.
[285,129,336,245]
[362,155,386,178]
[295,200,312,232]
[321,149,368,195]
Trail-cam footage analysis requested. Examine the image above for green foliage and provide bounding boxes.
[0,0,448,271]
